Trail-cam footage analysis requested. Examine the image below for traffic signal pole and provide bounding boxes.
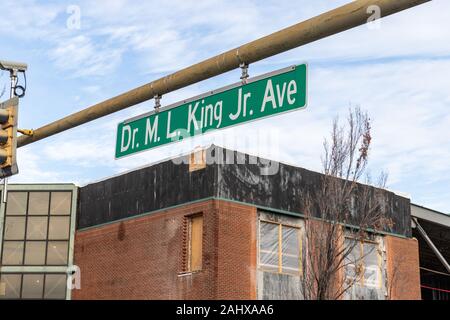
[17,0,430,148]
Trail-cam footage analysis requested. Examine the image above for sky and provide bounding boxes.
[0,0,449,213]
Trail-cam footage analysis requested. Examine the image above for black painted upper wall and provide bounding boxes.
[77,154,215,229]
[77,145,411,236]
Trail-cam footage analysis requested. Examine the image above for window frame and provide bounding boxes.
[258,219,303,276]
[0,273,67,300]
[344,236,383,289]
[1,191,72,267]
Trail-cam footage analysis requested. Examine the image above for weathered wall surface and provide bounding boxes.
[385,235,421,300]
[77,154,215,229]
[214,146,412,237]
[77,146,411,237]
[72,199,257,300]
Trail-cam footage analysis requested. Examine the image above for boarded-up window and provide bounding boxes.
[189,215,203,272]
[189,149,206,172]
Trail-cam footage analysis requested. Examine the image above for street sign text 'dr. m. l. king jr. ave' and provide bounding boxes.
[115,64,307,158]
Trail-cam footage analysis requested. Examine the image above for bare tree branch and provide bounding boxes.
[300,106,393,300]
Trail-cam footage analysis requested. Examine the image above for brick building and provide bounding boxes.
[2,145,448,300]
[72,145,419,300]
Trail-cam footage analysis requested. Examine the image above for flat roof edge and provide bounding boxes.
[411,203,450,228]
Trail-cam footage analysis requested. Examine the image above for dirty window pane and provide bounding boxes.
[28,192,50,215]
[345,264,357,285]
[46,241,69,265]
[6,192,27,215]
[282,226,299,255]
[259,222,279,271]
[44,274,67,300]
[24,242,46,265]
[260,252,279,272]
[3,217,26,240]
[344,239,360,283]
[260,222,279,252]
[26,217,48,240]
[282,256,300,274]
[363,243,378,266]
[281,226,300,274]
[0,274,22,299]
[281,226,299,255]
[344,239,360,263]
[364,266,380,288]
[22,274,44,299]
[48,216,70,240]
[363,243,380,288]
[50,192,71,215]
[1,242,24,265]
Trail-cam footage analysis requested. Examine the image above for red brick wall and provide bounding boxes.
[72,197,418,300]
[385,236,421,300]
[72,199,257,300]
[216,201,257,299]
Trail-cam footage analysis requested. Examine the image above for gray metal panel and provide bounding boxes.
[411,204,450,228]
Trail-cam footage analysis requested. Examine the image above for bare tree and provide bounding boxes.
[300,106,393,300]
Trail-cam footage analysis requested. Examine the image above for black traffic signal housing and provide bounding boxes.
[0,97,19,178]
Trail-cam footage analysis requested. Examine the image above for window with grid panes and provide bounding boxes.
[259,221,302,275]
[344,238,382,289]
[0,273,67,300]
[1,191,72,267]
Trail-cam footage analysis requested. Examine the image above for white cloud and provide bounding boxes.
[0,0,61,38]
[3,0,450,213]
[12,147,63,183]
[49,35,124,77]
[2,0,445,77]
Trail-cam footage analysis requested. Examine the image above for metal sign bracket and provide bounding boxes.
[240,63,249,85]
[154,95,162,113]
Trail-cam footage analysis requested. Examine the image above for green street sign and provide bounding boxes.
[115,64,307,158]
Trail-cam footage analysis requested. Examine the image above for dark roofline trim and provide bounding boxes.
[76,195,408,239]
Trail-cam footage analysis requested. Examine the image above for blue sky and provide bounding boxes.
[1,0,449,213]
